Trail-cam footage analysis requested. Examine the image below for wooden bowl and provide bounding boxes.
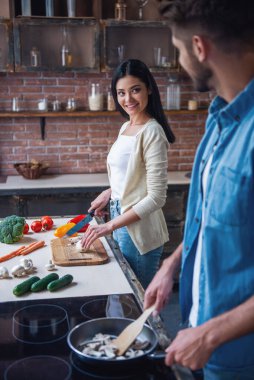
[14,162,49,179]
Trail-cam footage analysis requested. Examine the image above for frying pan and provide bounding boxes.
[67,317,165,368]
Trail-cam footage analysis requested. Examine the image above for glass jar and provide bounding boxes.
[30,47,41,67]
[115,1,127,21]
[45,0,54,16]
[21,0,31,16]
[88,83,103,111]
[38,98,48,111]
[166,78,181,110]
[66,98,76,111]
[12,97,21,112]
[107,88,116,111]
[61,27,72,67]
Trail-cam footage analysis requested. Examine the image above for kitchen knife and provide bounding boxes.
[65,210,95,237]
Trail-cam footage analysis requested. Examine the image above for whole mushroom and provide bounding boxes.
[0,266,9,279]
[11,264,27,277]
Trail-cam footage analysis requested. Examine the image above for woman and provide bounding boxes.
[81,59,175,288]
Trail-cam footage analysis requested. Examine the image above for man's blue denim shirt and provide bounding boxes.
[180,79,254,370]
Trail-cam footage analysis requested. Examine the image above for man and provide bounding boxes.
[144,1,254,379]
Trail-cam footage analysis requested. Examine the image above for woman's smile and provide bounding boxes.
[116,75,150,122]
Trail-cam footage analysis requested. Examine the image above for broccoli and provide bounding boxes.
[0,215,26,244]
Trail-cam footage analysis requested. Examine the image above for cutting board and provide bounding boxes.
[50,237,109,266]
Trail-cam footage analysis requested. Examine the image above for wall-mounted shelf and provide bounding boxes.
[0,109,208,117]
[13,17,100,72]
[0,109,207,140]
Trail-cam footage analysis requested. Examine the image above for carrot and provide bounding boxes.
[17,241,40,255]
[20,240,45,256]
[0,246,26,263]
[0,240,45,263]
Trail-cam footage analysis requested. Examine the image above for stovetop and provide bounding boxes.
[0,294,177,380]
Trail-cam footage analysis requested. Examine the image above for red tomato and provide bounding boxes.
[23,223,29,234]
[31,220,42,232]
[41,216,54,231]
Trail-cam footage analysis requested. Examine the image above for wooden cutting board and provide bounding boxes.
[50,237,109,266]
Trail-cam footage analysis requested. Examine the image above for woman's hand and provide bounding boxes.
[81,222,113,249]
[89,188,111,217]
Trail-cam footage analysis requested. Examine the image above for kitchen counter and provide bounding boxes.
[0,217,132,303]
[0,216,195,380]
[0,171,190,193]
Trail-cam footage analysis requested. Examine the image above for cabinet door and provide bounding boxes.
[0,20,14,72]
[101,20,177,71]
[13,17,100,72]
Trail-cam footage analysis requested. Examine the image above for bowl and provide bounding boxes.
[14,161,49,179]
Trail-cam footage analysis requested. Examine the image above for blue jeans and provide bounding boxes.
[110,199,163,289]
[203,367,254,380]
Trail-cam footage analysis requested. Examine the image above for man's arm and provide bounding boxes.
[144,242,183,313]
[165,295,254,370]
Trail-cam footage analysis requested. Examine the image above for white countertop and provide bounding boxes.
[0,217,133,303]
[0,171,190,191]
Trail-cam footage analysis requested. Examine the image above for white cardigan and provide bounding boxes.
[107,119,169,254]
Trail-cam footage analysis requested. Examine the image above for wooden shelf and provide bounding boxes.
[0,109,208,140]
[0,109,208,118]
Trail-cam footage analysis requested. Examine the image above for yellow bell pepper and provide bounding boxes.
[54,222,78,238]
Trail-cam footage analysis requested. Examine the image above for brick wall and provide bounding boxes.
[0,71,209,176]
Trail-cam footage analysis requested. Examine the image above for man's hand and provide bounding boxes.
[165,325,215,370]
[144,243,182,315]
[165,294,254,370]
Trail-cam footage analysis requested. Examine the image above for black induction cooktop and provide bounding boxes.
[0,294,177,380]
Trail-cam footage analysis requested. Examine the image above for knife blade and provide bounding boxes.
[65,210,95,237]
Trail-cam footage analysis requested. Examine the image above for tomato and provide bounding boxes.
[31,220,42,233]
[41,216,54,231]
[23,223,29,234]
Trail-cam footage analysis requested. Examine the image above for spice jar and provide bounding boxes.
[107,88,116,111]
[12,97,21,112]
[61,27,72,67]
[188,99,198,110]
[88,83,103,111]
[115,0,127,21]
[38,98,48,111]
[66,98,76,111]
[30,46,41,67]
[30,47,41,67]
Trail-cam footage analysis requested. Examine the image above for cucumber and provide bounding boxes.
[47,274,73,292]
[13,276,40,297]
[31,273,59,292]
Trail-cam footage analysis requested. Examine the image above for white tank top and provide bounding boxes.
[189,149,214,327]
[107,133,136,200]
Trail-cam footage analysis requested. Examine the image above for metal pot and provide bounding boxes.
[67,317,164,368]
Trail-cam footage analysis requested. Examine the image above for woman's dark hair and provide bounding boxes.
[111,59,175,144]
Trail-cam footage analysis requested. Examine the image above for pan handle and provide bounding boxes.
[147,350,166,361]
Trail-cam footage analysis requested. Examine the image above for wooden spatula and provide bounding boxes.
[113,304,156,356]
